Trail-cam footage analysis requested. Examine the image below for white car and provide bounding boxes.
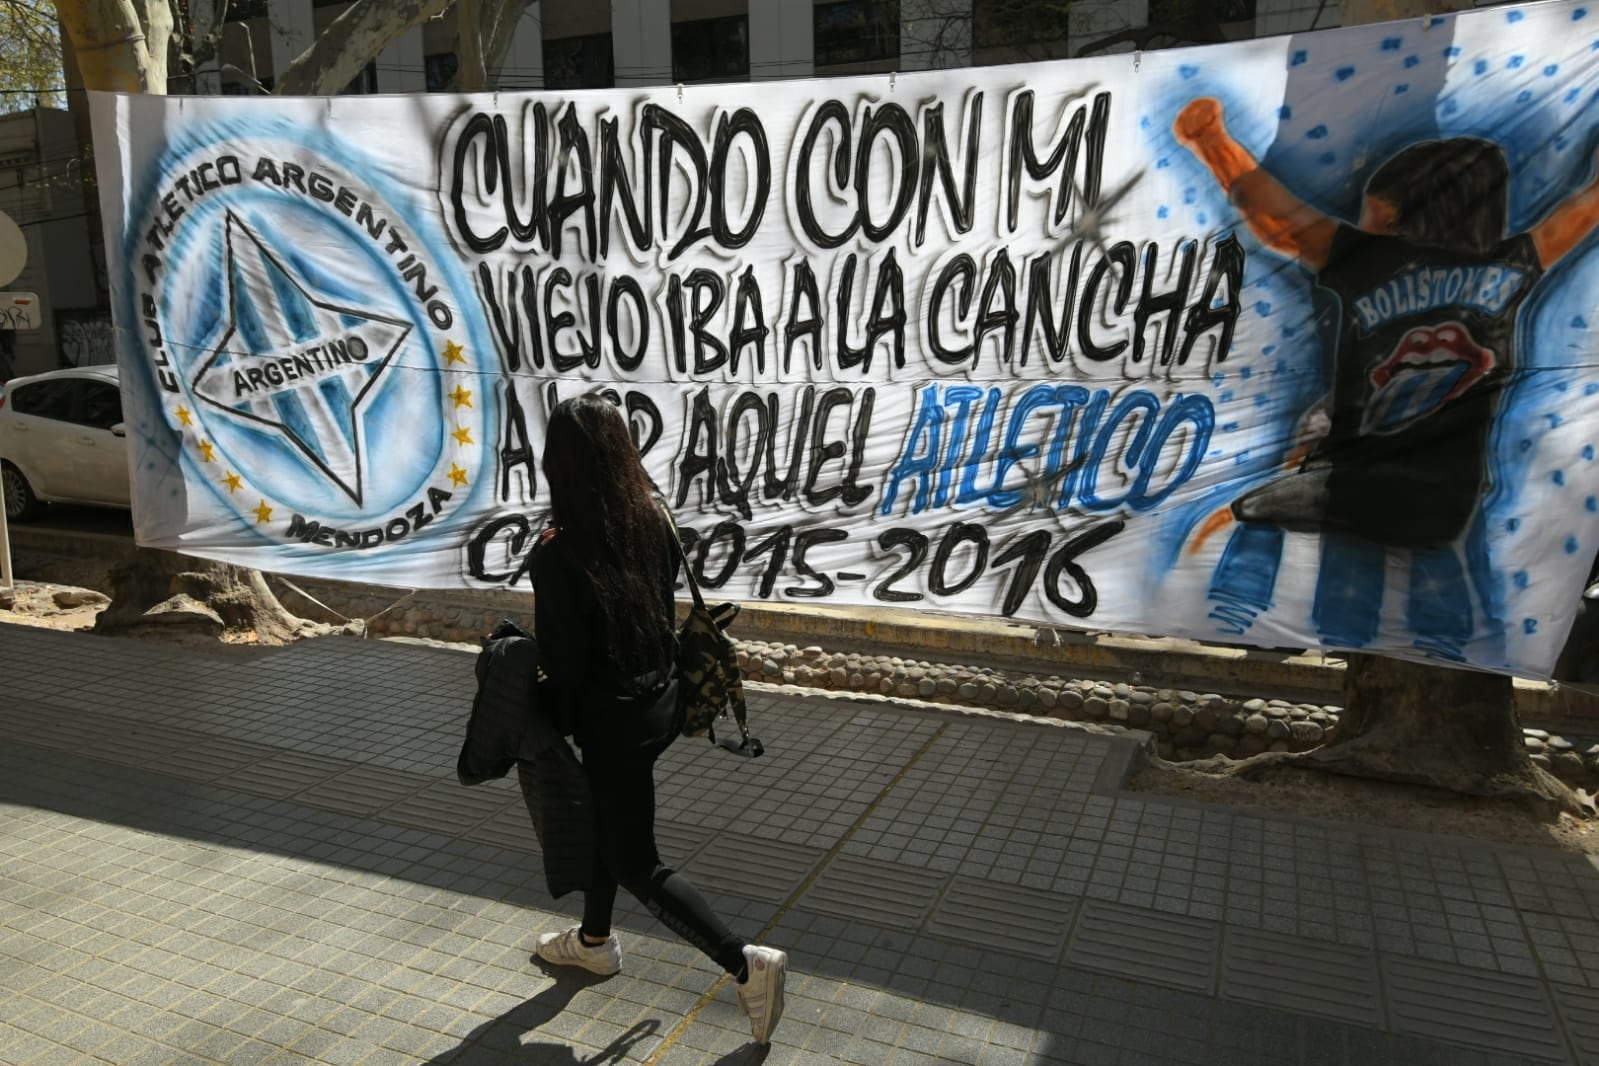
[0,364,130,522]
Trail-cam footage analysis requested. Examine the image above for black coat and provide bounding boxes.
[457,621,594,898]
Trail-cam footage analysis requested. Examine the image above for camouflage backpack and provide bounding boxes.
[661,502,763,758]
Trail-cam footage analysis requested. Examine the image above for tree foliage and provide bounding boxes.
[0,0,66,112]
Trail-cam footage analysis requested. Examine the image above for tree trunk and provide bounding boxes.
[1304,0,1587,818]
[274,0,453,95]
[58,0,321,646]
[57,0,164,93]
[92,548,338,645]
[456,0,488,92]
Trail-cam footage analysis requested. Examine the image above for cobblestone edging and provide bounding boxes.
[262,577,1599,787]
[733,640,1599,790]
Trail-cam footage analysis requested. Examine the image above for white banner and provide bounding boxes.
[92,0,1599,677]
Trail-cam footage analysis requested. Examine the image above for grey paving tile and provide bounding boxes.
[1066,898,1220,995]
[1383,954,1568,1062]
[796,853,946,930]
[924,875,1076,961]
[1220,926,1382,1027]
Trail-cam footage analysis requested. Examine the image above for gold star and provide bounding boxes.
[449,385,473,409]
[448,463,469,487]
[222,471,242,494]
[452,425,474,446]
[253,500,273,524]
[176,405,193,427]
[198,440,216,463]
[442,339,466,366]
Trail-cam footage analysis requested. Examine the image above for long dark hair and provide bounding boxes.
[1365,137,1509,255]
[541,394,673,679]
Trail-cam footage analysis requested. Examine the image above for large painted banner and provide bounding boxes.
[92,0,1599,677]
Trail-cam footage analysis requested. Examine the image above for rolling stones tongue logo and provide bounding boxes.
[1362,320,1496,436]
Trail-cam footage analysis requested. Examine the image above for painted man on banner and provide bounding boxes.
[1174,96,1599,661]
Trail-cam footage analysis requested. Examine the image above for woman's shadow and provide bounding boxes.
[424,964,772,1065]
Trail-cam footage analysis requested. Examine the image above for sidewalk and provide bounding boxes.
[1,622,1596,1065]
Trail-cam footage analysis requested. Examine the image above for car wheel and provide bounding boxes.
[1,461,42,522]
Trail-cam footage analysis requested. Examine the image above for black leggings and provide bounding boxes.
[576,683,748,976]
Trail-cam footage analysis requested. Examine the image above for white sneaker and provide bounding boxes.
[534,925,622,976]
[735,944,787,1044]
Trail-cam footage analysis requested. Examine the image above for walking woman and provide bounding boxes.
[530,394,787,1046]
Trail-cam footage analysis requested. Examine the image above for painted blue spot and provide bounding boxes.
[1274,361,1286,374]
[1220,391,1235,403]
[1335,66,1357,81]
[1545,64,1560,76]
[1576,7,1590,19]
[1520,439,1535,453]
[1254,301,1272,317]
[1587,383,1599,396]
[1291,49,1308,66]
[1212,372,1226,387]
[1514,571,1530,589]
[1550,415,1567,429]
[1557,381,1571,393]
[1197,212,1208,225]
[1156,157,1170,169]
[1509,517,1522,533]
[1319,152,1336,165]
[1568,536,1582,555]
[1157,205,1169,219]
[1524,618,1539,635]
[1184,187,1197,204]
[1404,55,1420,68]
[1445,45,1462,58]
[1508,55,1525,69]
[1254,394,1268,408]
[1557,135,1571,150]
[1518,90,1534,104]
[1573,315,1589,328]
[1554,470,1567,486]
[1306,124,1328,139]
[1381,37,1403,50]
[1140,115,1151,129]
[1263,345,1277,356]
[1568,88,1584,104]
[1588,496,1598,513]
[1585,444,1596,460]
[1240,367,1253,380]
[1394,84,1410,95]
[1278,105,1292,120]
[1593,38,1599,50]
[1222,422,1240,432]
[1282,325,1298,339]
[1507,9,1524,21]
[1179,65,1200,79]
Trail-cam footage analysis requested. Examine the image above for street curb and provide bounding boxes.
[11,525,1596,724]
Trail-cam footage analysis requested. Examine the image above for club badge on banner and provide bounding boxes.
[90,0,1599,678]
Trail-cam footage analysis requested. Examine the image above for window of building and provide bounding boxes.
[973,0,1070,50]
[672,14,749,83]
[1150,0,1256,24]
[814,0,899,68]
[226,0,270,19]
[543,33,615,90]
[425,52,459,92]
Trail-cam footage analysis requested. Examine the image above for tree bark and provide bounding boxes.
[57,0,163,93]
[92,547,335,644]
[274,0,454,95]
[456,0,488,92]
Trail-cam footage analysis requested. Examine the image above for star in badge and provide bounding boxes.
[253,499,273,524]
[222,471,242,494]
[189,212,413,506]
[198,440,216,463]
[449,384,473,409]
[448,463,469,487]
[442,339,466,366]
[452,425,473,446]
[176,405,193,427]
